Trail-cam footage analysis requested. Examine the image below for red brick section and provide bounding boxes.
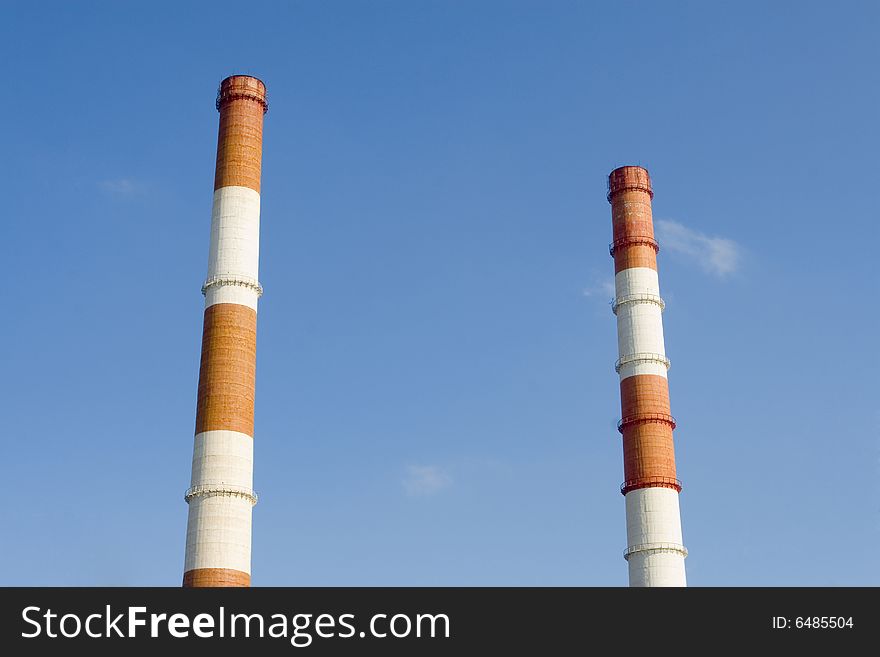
[195,303,258,436]
[619,375,679,493]
[620,374,670,416]
[608,166,681,496]
[214,75,267,193]
[183,568,251,588]
[608,166,658,274]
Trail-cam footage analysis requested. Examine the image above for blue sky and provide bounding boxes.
[1,1,877,586]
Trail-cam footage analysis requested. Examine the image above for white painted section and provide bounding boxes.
[614,267,668,379]
[185,430,255,573]
[184,494,252,573]
[624,487,686,587]
[190,430,253,490]
[616,303,666,363]
[625,487,683,545]
[615,267,659,299]
[206,185,261,310]
[208,186,260,279]
[627,550,687,588]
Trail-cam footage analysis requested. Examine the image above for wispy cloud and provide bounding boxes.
[582,278,615,299]
[402,465,452,496]
[98,178,144,195]
[656,219,741,277]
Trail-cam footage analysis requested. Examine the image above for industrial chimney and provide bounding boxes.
[183,75,268,587]
[607,166,687,587]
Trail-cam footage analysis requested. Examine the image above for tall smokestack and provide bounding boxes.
[607,166,687,587]
[183,75,268,587]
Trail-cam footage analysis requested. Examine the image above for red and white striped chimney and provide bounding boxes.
[183,75,267,587]
[607,166,687,587]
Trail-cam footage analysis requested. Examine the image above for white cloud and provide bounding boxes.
[402,465,452,496]
[655,219,741,277]
[99,178,143,195]
[582,278,615,299]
